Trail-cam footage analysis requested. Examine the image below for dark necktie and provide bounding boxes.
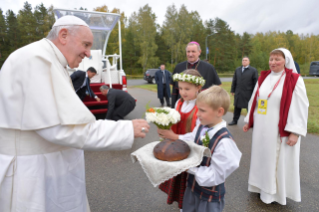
[162,71,166,84]
[86,77,94,97]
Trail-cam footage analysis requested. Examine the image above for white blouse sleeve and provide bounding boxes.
[35,120,134,151]
[187,138,242,187]
[285,77,309,137]
[178,120,200,142]
[244,82,259,123]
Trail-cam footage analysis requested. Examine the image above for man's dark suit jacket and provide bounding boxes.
[106,89,135,120]
[171,60,221,107]
[154,69,171,99]
[70,70,96,100]
[231,66,258,108]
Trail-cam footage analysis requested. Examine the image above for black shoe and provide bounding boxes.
[228,121,237,126]
[167,104,171,107]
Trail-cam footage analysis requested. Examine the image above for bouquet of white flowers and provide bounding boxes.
[145,107,181,129]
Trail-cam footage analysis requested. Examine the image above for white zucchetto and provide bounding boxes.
[53,15,89,27]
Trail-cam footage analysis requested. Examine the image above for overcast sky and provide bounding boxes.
[2,0,318,35]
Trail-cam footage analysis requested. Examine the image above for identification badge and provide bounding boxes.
[257,99,267,115]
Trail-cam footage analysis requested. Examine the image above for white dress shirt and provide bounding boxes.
[187,120,242,187]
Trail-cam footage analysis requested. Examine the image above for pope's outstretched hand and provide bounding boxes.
[132,119,150,138]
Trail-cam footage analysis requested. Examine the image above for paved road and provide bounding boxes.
[127,78,232,86]
[85,88,319,212]
[128,76,317,87]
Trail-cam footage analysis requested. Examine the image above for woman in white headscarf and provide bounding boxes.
[242,48,309,205]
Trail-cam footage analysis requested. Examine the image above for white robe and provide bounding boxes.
[0,39,134,211]
[244,70,309,205]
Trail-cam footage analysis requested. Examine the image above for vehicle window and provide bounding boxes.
[311,62,319,66]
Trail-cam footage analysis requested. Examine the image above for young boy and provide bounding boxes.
[183,86,242,212]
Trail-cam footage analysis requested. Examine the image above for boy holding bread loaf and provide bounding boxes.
[182,85,242,212]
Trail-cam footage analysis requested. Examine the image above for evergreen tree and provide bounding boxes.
[162,4,178,65]
[122,24,140,74]
[34,3,49,40]
[6,10,19,53]
[155,31,170,69]
[240,32,252,57]
[0,9,7,67]
[210,17,236,72]
[189,11,205,53]
[175,5,193,62]
[17,2,37,47]
[131,4,158,72]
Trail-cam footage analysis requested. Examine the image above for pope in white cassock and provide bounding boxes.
[0,16,150,212]
[243,48,309,205]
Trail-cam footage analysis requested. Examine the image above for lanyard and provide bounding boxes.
[257,71,285,99]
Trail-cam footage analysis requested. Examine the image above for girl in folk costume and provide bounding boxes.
[157,69,205,210]
[243,48,309,205]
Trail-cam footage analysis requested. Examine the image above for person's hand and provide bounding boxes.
[157,128,178,140]
[96,97,101,102]
[287,133,299,146]
[243,124,249,132]
[132,119,150,138]
[231,92,234,96]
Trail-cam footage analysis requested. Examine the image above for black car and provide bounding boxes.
[144,69,158,84]
[309,61,319,76]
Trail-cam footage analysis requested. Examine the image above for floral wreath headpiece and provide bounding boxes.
[172,73,206,86]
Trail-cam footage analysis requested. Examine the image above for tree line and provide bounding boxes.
[1,2,319,75]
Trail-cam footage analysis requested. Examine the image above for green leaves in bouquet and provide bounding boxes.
[202,132,210,147]
[154,123,173,130]
[153,108,169,114]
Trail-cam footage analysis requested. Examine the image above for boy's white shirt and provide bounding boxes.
[186,120,242,187]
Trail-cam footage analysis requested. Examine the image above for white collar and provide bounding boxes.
[271,69,285,75]
[207,120,227,139]
[44,38,68,68]
[188,59,199,65]
[184,98,197,105]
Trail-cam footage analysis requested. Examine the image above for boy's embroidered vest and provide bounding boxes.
[171,100,198,134]
[187,125,233,202]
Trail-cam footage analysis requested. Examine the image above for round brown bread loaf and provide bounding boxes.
[153,139,191,161]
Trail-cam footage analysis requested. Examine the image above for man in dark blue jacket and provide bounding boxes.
[100,85,136,121]
[70,67,101,102]
[155,64,172,107]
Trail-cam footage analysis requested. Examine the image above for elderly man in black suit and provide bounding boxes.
[229,56,258,125]
[100,85,136,121]
[70,67,101,102]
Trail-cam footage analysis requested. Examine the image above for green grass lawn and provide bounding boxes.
[132,79,319,135]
